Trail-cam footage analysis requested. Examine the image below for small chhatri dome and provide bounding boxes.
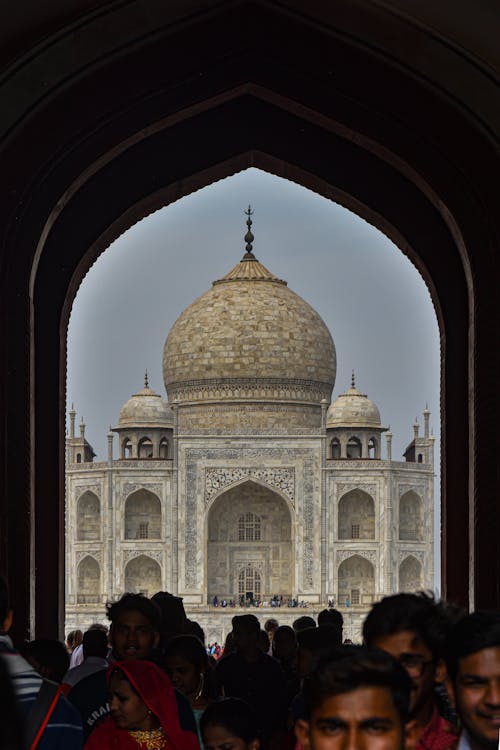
[118,375,173,428]
[327,373,381,428]
[163,208,337,408]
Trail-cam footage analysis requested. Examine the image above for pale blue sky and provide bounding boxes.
[67,167,440,579]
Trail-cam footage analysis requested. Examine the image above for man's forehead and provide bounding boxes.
[114,610,154,626]
[313,685,399,720]
[374,629,428,653]
[458,646,500,677]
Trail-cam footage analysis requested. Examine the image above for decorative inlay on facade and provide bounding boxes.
[336,483,377,498]
[398,484,425,498]
[169,378,330,403]
[327,460,431,470]
[75,550,102,564]
[398,549,425,564]
[123,482,163,498]
[235,559,265,572]
[302,456,315,589]
[75,484,101,499]
[336,549,377,566]
[115,460,172,469]
[122,549,164,564]
[205,467,295,504]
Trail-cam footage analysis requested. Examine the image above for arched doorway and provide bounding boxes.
[2,2,498,638]
[207,480,293,602]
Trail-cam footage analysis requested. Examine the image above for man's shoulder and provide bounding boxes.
[419,709,459,750]
[215,652,239,671]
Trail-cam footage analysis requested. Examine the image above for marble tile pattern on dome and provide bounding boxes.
[65,210,434,642]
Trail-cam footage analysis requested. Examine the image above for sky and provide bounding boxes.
[66,167,441,576]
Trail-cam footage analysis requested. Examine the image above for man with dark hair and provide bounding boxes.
[272,625,301,708]
[295,646,419,750]
[63,628,109,688]
[106,592,161,661]
[293,616,316,633]
[292,622,344,727]
[445,611,500,750]
[297,626,342,680]
[216,614,288,748]
[22,639,70,683]
[363,592,458,750]
[0,576,83,747]
[317,608,344,641]
[151,590,188,646]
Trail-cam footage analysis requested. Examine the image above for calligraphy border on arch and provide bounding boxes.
[205,467,295,505]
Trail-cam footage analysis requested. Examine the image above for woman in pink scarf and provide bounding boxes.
[85,660,200,750]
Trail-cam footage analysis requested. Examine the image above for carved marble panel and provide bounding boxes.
[205,467,295,504]
[336,549,377,566]
[123,482,163,498]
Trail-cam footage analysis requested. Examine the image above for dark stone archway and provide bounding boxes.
[0,1,498,639]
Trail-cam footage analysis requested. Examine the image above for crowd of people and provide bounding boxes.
[1,575,500,750]
[212,595,311,609]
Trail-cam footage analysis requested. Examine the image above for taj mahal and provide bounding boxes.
[65,212,435,642]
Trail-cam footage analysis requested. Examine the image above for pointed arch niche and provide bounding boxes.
[124,555,161,597]
[399,556,423,592]
[338,489,375,540]
[338,555,375,607]
[206,480,293,601]
[76,491,101,541]
[77,556,101,603]
[399,491,424,541]
[124,489,161,540]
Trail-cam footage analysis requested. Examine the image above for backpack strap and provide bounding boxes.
[24,679,61,750]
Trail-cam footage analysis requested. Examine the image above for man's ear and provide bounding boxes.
[404,718,420,750]
[2,609,13,633]
[295,718,312,750]
[153,631,160,649]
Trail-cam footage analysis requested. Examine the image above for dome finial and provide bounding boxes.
[351,369,356,388]
[243,205,255,257]
[144,370,149,388]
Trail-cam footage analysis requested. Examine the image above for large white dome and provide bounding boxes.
[162,251,336,406]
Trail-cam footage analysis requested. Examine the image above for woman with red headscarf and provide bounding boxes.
[84,660,200,750]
